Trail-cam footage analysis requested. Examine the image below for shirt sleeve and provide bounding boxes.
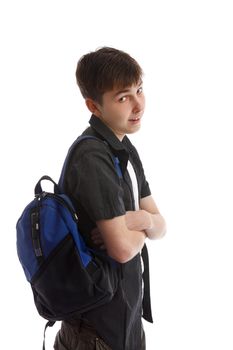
[140,174,151,199]
[66,141,126,222]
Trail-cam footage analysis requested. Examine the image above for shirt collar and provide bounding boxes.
[89,114,126,152]
[89,115,130,174]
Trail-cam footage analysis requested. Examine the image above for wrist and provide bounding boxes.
[141,210,153,230]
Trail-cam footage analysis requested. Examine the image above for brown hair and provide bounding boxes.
[76,47,143,104]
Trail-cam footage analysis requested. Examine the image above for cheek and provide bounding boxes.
[141,95,146,109]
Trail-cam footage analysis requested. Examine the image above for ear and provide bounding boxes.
[85,98,101,117]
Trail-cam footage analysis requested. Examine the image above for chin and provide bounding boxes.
[127,126,141,135]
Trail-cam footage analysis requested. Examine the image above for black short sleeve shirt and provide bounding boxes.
[65,138,126,221]
[62,115,152,350]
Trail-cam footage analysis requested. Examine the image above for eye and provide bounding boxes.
[118,96,127,103]
[137,86,143,95]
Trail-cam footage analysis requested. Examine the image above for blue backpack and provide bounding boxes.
[16,136,121,348]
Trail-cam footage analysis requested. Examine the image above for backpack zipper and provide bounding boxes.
[36,192,79,222]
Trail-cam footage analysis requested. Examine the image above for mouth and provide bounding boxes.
[128,117,141,123]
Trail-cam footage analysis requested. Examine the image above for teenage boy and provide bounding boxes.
[54,47,166,350]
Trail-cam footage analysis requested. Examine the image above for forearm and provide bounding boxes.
[145,212,166,239]
[125,210,151,232]
[125,210,166,240]
[96,215,147,263]
[120,228,147,262]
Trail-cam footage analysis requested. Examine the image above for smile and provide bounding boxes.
[129,117,141,122]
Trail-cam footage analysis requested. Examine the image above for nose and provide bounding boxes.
[132,96,144,114]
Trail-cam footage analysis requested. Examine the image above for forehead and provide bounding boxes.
[105,80,143,97]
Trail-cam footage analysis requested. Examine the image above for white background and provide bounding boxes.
[1,0,233,349]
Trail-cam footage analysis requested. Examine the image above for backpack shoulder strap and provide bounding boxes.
[58,135,99,190]
[58,135,122,190]
[43,320,55,350]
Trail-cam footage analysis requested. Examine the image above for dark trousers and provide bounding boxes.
[54,320,146,350]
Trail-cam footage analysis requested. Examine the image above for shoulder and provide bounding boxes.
[67,136,119,179]
[71,136,111,161]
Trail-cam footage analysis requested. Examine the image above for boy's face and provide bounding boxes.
[94,81,145,141]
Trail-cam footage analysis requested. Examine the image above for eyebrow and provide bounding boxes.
[113,80,143,98]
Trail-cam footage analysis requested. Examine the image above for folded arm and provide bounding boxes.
[96,215,146,264]
[94,196,166,263]
[126,195,166,240]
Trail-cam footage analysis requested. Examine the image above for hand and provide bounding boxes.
[125,210,152,232]
[90,227,106,250]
